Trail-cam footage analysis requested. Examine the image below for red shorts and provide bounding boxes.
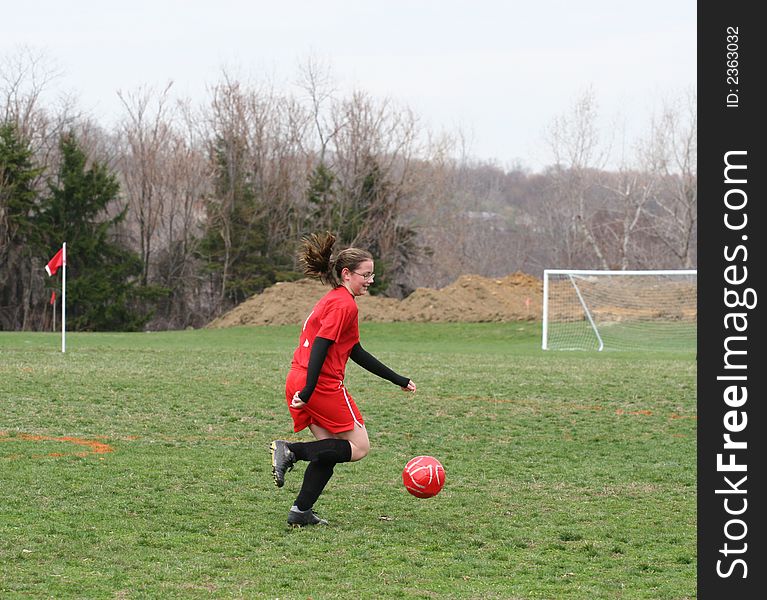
[285,368,364,434]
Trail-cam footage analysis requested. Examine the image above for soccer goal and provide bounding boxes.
[542,269,697,352]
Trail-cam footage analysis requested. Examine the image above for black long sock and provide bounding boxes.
[295,461,335,511]
[287,438,352,464]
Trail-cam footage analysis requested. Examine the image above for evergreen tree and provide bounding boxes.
[0,123,43,244]
[313,155,419,296]
[39,132,158,331]
[198,137,279,308]
[306,162,337,229]
[0,122,45,330]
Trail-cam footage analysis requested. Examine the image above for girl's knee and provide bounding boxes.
[350,440,370,461]
[343,424,370,461]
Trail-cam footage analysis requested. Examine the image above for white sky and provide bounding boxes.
[3,0,696,172]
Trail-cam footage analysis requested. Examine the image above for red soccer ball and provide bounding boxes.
[402,455,445,498]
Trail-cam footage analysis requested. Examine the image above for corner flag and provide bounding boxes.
[44,243,67,352]
[45,247,65,276]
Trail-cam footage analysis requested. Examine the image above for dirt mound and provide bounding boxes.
[206,272,543,328]
[376,273,541,323]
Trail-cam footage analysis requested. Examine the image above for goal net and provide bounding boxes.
[542,269,697,352]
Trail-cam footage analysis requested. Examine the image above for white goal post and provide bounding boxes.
[542,269,697,352]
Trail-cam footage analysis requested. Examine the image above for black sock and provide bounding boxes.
[295,461,335,511]
[288,438,352,464]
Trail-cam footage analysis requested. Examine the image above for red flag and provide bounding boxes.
[50,291,57,305]
[45,247,64,276]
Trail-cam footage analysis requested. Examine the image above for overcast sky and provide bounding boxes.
[3,0,696,172]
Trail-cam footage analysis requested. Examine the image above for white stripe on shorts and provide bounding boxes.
[340,381,363,428]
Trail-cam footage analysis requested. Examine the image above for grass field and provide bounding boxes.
[0,322,696,599]
[545,320,697,353]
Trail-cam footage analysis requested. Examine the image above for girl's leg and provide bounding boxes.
[308,423,334,440]
[293,461,334,512]
[332,423,370,462]
[309,422,370,462]
[289,424,369,515]
[293,424,336,512]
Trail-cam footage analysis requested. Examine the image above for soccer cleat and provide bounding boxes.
[270,440,296,488]
[287,505,328,527]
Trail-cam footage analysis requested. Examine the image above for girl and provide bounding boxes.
[271,232,416,526]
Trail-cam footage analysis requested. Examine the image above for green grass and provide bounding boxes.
[546,320,697,352]
[0,323,696,599]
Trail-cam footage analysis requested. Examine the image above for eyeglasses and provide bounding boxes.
[351,271,375,281]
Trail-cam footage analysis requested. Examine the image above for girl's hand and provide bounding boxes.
[402,380,417,393]
[290,391,307,409]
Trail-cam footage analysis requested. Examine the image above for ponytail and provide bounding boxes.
[298,232,373,288]
[299,232,337,286]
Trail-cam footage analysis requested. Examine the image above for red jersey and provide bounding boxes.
[291,286,360,383]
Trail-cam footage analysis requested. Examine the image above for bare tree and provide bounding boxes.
[297,56,343,162]
[1,47,79,172]
[203,74,249,305]
[148,101,211,328]
[640,90,697,268]
[326,90,423,295]
[1,47,57,139]
[116,82,176,285]
[203,72,313,310]
[399,134,468,288]
[544,87,613,269]
[256,92,312,257]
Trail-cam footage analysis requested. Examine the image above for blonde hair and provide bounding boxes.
[299,232,373,287]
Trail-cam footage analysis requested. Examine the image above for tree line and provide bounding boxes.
[1,51,696,331]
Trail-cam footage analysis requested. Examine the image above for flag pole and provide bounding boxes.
[61,242,66,353]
